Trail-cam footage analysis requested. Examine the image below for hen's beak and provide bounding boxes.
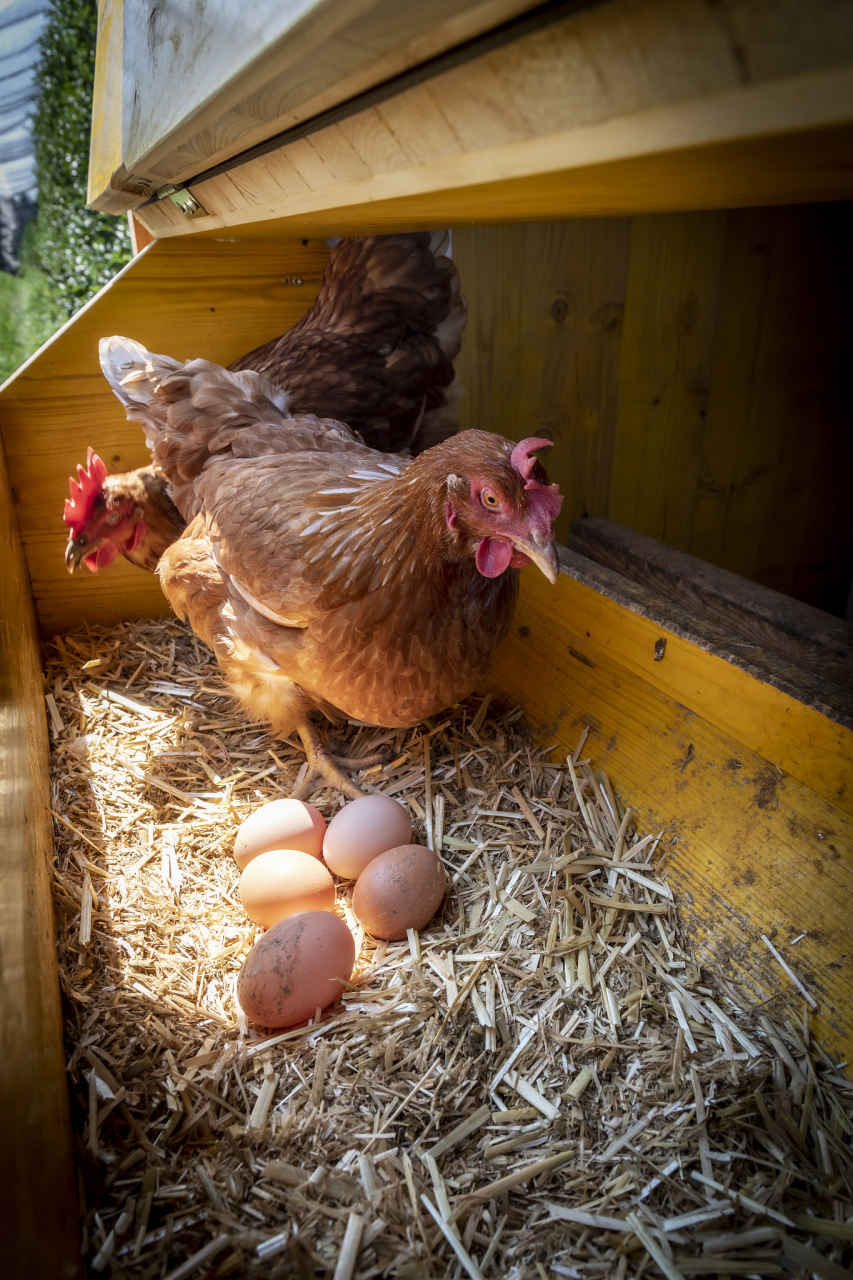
[65,536,88,574]
[512,532,560,584]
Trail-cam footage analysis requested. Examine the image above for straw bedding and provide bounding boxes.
[45,617,853,1280]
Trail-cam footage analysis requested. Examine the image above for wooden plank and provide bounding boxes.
[517,553,853,812]
[88,0,536,208]
[116,0,853,214]
[134,86,853,242]
[608,211,727,549]
[128,3,853,242]
[691,204,853,616]
[88,0,135,215]
[484,563,853,1064]
[608,204,853,618]
[0,443,81,1276]
[0,236,330,637]
[571,517,853,691]
[453,221,631,548]
[127,212,154,256]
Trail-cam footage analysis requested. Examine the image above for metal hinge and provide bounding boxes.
[162,187,209,219]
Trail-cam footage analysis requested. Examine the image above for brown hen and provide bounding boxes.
[64,232,465,575]
[100,337,562,798]
[63,451,185,573]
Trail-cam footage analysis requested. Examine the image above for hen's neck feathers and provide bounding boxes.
[298,430,517,608]
[103,466,185,571]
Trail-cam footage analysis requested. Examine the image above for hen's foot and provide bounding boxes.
[291,723,385,800]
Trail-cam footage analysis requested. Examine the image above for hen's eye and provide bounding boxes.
[105,512,120,526]
[481,489,501,509]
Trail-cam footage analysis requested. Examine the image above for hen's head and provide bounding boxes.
[441,433,563,583]
[64,448,147,573]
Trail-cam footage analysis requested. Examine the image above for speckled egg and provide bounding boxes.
[237,910,355,1028]
[323,794,412,880]
[238,849,336,928]
[352,844,446,940]
[234,799,325,870]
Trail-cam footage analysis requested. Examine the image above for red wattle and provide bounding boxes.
[84,544,119,573]
[476,537,513,578]
[126,519,147,552]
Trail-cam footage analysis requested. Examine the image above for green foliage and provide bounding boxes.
[30,0,131,312]
[0,221,65,383]
[0,0,132,383]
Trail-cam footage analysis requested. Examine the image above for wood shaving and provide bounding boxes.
[45,617,853,1279]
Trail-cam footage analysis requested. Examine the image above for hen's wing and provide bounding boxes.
[189,445,408,625]
[229,232,466,454]
[157,511,334,736]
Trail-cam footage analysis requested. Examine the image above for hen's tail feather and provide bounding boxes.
[98,338,361,519]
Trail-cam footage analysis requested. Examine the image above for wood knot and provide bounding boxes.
[551,297,568,325]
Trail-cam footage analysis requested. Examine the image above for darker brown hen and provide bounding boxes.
[64,232,465,575]
[100,337,562,798]
[233,232,464,455]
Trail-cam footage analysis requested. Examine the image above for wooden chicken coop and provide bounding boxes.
[2,0,852,1273]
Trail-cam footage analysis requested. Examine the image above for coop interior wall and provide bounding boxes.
[488,567,853,1068]
[453,203,853,618]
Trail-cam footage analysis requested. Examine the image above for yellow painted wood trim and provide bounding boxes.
[136,67,853,240]
[484,589,853,1066]
[522,567,853,814]
[88,0,134,215]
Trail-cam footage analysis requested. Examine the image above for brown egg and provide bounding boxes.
[239,849,336,928]
[352,844,446,940]
[323,794,412,880]
[234,799,325,870]
[237,910,355,1028]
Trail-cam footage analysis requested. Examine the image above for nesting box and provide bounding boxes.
[2,1,852,1272]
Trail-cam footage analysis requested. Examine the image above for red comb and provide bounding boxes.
[64,447,108,530]
[510,438,554,484]
[510,437,563,525]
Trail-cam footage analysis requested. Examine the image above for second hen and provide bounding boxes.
[100,337,563,798]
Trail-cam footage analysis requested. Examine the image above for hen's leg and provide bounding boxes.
[291,720,383,801]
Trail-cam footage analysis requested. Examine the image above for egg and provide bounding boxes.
[352,844,446,940]
[234,798,325,869]
[239,849,336,928]
[323,794,412,880]
[237,910,355,1028]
